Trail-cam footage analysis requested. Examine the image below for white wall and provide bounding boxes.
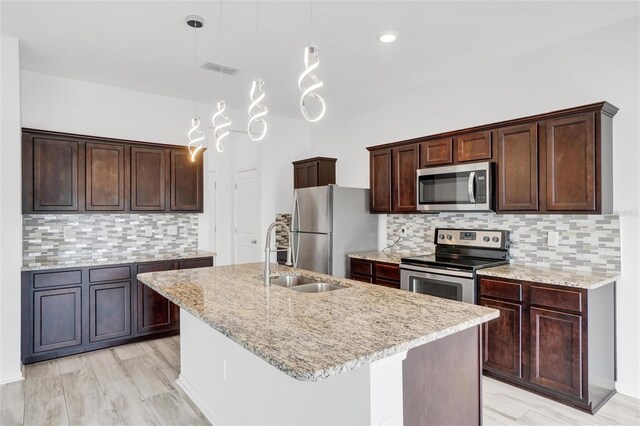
[0,36,24,384]
[310,18,640,397]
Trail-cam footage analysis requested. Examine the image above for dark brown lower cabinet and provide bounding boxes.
[22,255,214,364]
[349,258,400,289]
[478,277,615,414]
[33,287,83,353]
[89,281,131,342]
[137,262,177,335]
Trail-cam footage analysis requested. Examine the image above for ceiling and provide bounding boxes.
[2,1,638,119]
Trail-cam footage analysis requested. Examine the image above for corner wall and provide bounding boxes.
[0,36,24,384]
[310,18,640,397]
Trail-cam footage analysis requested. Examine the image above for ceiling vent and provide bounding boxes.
[202,61,239,75]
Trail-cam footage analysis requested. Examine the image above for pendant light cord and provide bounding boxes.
[193,24,197,115]
[218,1,223,98]
[255,0,260,79]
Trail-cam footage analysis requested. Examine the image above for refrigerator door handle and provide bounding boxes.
[291,191,299,232]
[294,231,301,268]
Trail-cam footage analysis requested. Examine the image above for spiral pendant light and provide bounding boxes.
[186,15,204,162]
[211,2,231,153]
[247,0,268,141]
[298,45,325,122]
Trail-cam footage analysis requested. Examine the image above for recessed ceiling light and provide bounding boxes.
[378,31,398,43]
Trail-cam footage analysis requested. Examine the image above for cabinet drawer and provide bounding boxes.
[375,279,401,289]
[137,261,175,274]
[351,273,373,284]
[530,286,583,314]
[33,270,83,289]
[89,266,131,283]
[479,278,523,302]
[350,259,373,276]
[178,258,213,270]
[375,262,400,281]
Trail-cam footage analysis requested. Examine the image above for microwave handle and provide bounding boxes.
[468,171,476,203]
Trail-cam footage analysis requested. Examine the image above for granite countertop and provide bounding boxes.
[477,264,619,290]
[21,249,216,271]
[348,250,429,264]
[137,263,498,382]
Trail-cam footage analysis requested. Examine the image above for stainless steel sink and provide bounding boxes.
[269,274,317,288]
[290,282,345,293]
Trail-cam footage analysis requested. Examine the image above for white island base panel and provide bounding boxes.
[176,309,407,425]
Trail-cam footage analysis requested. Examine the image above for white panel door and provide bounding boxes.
[234,169,261,263]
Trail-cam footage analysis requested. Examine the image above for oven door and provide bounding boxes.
[400,266,475,304]
[416,162,491,212]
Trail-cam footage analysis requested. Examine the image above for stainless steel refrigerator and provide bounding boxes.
[292,185,378,278]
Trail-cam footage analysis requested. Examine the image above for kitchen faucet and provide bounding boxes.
[264,221,294,286]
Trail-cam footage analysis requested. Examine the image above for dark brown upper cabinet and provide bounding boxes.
[541,113,596,212]
[131,146,167,211]
[22,129,204,213]
[85,142,127,211]
[420,138,453,167]
[455,131,492,163]
[170,149,203,212]
[496,124,539,212]
[392,144,420,212]
[292,157,336,189]
[367,102,616,215]
[28,136,81,212]
[369,148,392,213]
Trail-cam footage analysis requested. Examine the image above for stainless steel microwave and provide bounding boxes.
[416,162,493,212]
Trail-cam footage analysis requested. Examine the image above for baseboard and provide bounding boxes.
[176,374,225,425]
[615,382,640,400]
[0,371,24,386]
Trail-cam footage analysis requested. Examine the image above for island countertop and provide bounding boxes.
[137,263,498,382]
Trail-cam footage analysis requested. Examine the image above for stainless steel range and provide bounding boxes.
[400,228,509,304]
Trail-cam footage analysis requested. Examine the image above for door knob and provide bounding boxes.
[251,240,257,244]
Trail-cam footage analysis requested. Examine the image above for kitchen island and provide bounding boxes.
[137,263,498,425]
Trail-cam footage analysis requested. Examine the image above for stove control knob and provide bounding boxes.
[492,236,500,243]
[483,236,490,242]
[446,234,452,240]
[438,234,445,240]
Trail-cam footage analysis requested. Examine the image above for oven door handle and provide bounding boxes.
[468,171,476,203]
[400,265,473,279]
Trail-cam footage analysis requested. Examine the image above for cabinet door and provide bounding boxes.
[543,113,596,211]
[136,262,177,335]
[369,148,392,213]
[496,124,539,211]
[178,258,214,269]
[307,162,319,187]
[480,297,523,378]
[86,142,126,211]
[131,146,167,211]
[392,144,420,212]
[420,138,453,167]
[32,138,79,211]
[294,164,308,188]
[33,287,82,352]
[89,281,131,342]
[530,307,583,398]
[170,149,203,211]
[455,131,492,163]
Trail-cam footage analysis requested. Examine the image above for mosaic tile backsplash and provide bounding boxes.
[386,213,620,274]
[23,214,198,265]
[275,213,293,248]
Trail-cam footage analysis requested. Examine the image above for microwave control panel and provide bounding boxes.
[475,171,487,203]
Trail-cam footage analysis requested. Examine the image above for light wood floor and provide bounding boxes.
[1,336,638,425]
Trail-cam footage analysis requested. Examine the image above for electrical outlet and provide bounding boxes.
[547,231,559,247]
[63,228,73,241]
[167,225,178,236]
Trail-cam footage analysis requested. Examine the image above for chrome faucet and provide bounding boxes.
[264,221,294,286]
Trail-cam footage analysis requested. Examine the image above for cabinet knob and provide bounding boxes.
[251,240,257,244]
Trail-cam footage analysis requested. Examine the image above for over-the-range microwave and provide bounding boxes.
[416,161,493,212]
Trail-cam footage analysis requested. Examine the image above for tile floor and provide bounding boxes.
[1,336,638,425]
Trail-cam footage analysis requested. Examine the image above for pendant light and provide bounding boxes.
[211,2,231,153]
[247,1,268,141]
[298,1,325,122]
[186,15,205,161]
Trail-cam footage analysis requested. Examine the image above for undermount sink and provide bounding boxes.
[269,274,317,288]
[290,282,345,293]
[267,273,346,293]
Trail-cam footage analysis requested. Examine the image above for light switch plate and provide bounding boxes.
[168,225,178,236]
[547,231,559,247]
